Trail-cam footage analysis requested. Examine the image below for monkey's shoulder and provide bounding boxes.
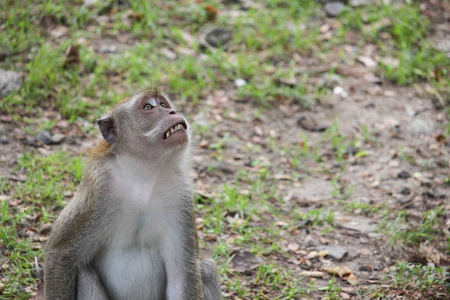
[46,189,100,250]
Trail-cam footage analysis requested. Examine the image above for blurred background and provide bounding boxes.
[0,0,449,299]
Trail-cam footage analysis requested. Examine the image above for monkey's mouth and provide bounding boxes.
[164,122,187,139]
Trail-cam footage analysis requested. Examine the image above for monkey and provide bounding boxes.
[44,89,221,300]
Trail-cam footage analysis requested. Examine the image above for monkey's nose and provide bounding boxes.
[169,110,177,115]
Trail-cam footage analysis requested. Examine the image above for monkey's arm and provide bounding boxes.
[44,191,105,300]
[164,204,204,300]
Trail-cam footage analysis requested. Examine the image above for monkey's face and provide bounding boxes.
[98,91,190,158]
[136,93,189,147]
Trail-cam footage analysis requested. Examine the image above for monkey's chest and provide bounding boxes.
[97,247,166,300]
[96,212,171,299]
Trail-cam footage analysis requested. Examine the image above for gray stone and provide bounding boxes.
[397,170,410,179]
[37,131,65,145]
[0,135,10,144]
[317,245,348,261]
[0,69,23,97]
[199,27,232,49]
[324,2,345,17]
[230,250,264,274]
[406,119,434,135]
[37,131,53,145]
[340,216,377,234]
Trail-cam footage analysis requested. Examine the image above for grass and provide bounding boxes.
[1,0,449,299]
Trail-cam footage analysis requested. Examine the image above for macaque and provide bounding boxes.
[44,89,221,300]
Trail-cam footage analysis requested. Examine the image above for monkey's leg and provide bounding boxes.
[77,267,109,300]
[200,259,221,300]
[44,252,77,300]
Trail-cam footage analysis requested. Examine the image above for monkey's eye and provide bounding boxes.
[143,103,155,110]
[160,103,166,108]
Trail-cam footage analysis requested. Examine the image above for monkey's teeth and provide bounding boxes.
[165,123,187,139]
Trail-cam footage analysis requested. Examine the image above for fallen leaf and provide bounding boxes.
[230,250,264,274]
[287,242,300,252]
[323,266,352,277]
[301,271,325,278]
[323,265,359,285]
[344,273,359,285]
[357,56,377,68]
[306,251,318,259]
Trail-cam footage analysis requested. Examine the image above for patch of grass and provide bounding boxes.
[369,261,449,298]
[381,206,447,249]
[15,152,83,206]
[339,3,450,85]
[0,201,42,300]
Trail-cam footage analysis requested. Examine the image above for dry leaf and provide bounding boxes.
[301,271,325,278]
[323,266,352,277]
[230,250,264,274]
[323,266,359,285]
[287,243,300,252]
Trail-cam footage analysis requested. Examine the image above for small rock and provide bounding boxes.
[234,78,247,87]
[297,116,329,132]
[0,69,23,97]
[37,131,65,145]
[400,187,411,195]
[230,250,264,274]
[199,27,232,49]
[333,86,348,98]
[357,56,377,68]
[406,119,434,135]
[37,131,53,145]
[397,170,410,179]
[317,245,348,261]
[359,265,373,272]
[51,133,65,144]
[0,135,10,144]
[324,2,345,17]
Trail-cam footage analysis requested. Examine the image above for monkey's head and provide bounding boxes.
[96,90,190,159]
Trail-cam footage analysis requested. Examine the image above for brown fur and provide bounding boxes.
[85,139,112,159]
[45,90,221,300]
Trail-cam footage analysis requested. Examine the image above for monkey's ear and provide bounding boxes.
[98,116,116,143]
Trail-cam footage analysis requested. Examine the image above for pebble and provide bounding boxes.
[234,78,247,87]
[397,170,410,179]
[199,27,232,49]
[0,135,10,144]
[324,2,345,17]
[37,131,65,145]
[317,245,348,261]
[37,131,53,145]
[400,187,411,195]
[0,69,23,97]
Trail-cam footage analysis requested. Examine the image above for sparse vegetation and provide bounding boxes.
[1,0,449,299]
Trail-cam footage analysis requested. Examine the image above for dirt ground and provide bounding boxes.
[1,1,449,299]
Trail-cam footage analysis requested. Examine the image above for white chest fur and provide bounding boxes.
[96,154,190,299]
